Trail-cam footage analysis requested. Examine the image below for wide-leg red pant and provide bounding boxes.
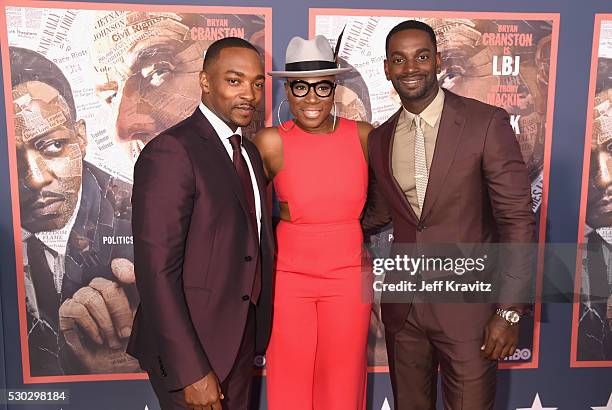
[266,221,371,410]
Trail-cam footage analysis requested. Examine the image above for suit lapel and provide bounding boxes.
[243,142,267,214]
[420,91,466,221]
[382,108,419,223]
[243,141,271,243]
[190,109,251,219]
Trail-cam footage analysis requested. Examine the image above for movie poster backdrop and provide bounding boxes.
[1,1,272,383]
[573,14,612,368]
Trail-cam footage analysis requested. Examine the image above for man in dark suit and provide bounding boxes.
[579,67,612,361]
[362,21,536,409]
[10,46,138,376]
[128,37,274,410]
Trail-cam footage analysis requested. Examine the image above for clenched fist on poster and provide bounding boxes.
[59,258,140,373]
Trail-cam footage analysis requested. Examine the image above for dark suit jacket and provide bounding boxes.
[127,109,274,391]
[363,89,536,340]
[578,230,612,360]
[26,163,134,376]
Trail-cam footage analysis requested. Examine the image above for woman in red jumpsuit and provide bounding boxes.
[254,35,373,409]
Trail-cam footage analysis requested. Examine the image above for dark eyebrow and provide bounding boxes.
[225,70,265,81]
[226,70,245,77]
[27,125,73,146]
[390,47,433,56]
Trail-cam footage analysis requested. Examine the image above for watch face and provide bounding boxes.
[506,311,520,323]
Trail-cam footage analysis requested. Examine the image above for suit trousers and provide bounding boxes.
[385,301,497,410]
[148,304,256,410]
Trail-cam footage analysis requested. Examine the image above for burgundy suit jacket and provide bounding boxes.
[363,89,536,339]
[127,109,274,391]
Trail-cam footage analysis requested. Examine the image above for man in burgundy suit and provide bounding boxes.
[362,21,536,409]
[128,37,274,410]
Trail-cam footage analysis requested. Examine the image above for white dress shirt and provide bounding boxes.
[199,103,262,238]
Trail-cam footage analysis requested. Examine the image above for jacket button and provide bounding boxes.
[242,295,250,301]
[417,224,425,232]
[254,355,266,367]
[244,256,252,262]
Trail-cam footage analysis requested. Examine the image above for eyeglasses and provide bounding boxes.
[288,80,336,98]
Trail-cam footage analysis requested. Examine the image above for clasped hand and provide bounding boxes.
[184,371,224,410]
[481,314,519,361]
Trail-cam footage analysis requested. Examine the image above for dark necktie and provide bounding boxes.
[26,236,61,327]
[228,134,261,303]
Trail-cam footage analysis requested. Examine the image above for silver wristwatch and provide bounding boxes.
[496,308,521,325]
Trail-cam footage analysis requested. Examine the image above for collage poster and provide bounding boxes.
[2,2,271,382]
[573,14,612,367]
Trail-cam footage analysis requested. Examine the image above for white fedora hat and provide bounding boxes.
[268,35,352,77]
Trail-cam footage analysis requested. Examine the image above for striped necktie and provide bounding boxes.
[414,115,428,210]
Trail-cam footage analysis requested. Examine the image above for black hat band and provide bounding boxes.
[284,60,337,71]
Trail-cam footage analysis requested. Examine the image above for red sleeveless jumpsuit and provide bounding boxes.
[266,118,371,409]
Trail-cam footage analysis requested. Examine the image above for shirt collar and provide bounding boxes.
[199,102,242,144]
[403,87,445,129]
[32,188,82,256]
